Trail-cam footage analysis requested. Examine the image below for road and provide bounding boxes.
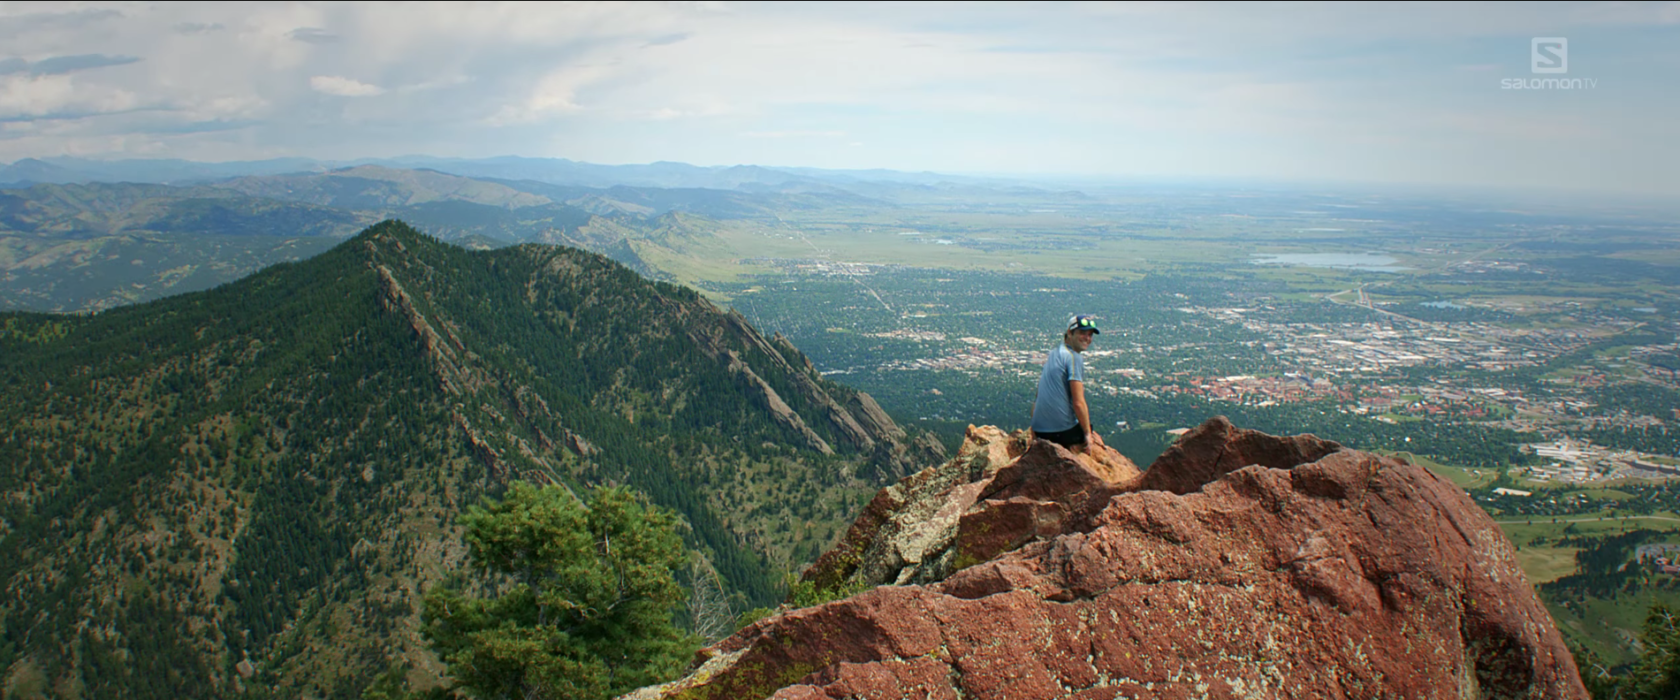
[772,214,896,315]
[1319,244,1571,353]
[1494,515,1680,525]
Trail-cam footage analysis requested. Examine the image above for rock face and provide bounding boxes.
[625,417,1587,700]
[691,310,948,479]
[802,425,1142,592]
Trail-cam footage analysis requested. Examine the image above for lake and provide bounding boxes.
[1252,253,1408,272]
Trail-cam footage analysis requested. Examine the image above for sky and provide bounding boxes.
[1,1,1677,195]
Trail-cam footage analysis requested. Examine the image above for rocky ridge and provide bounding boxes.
[359,225,944,483]
[627,417,1587,699]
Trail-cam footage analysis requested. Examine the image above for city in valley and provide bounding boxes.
[712,201,1680,496]
[854,297,1676,485]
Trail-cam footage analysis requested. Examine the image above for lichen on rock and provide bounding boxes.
[624,416,1587,700]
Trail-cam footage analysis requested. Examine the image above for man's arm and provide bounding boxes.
[1068,380,1105,448]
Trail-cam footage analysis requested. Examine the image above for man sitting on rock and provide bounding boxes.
[1030,314,1106,451]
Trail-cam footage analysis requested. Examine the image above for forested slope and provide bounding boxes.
[0,220,938,698]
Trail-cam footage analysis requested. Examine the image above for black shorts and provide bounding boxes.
[1036,426,1085,448]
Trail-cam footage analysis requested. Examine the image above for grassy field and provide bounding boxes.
[1379,451,1496,490]
[1609,248,1680,266]
[1512,543,1583,584]
[1500,519,1621,583]
[1551,581,1680,668]
[706,214,1342,280]
[1498,516,1680,583]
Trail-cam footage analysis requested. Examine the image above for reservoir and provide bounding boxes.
[1252,253,1407,272]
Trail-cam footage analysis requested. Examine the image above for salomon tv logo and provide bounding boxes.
[1531,37,1568,73]
[1502,37,1596,90]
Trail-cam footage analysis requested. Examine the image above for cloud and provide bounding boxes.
[310,75,384,97]
[0,2,1672,194]
[0,54,142,77]
[0,74,140,120]
[137,118,261,135]
[288,27,338,44]
[0,8,123,40]
[488,64,613,124]
[173,22,224,35]
[742,130,847,139]
[643,33,691,47]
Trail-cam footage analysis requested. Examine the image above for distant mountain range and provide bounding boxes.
[0,163,888,313]
[0,155,1017,193]
[0,221,943,697]
[0,181,374,311]
[0,156,1113,314]
[0,156,325,186]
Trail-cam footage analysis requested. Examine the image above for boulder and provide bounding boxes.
[802,426,1140,590]
[625,417,1586,699]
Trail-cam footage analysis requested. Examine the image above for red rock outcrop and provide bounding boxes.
[625,417,1586,700]
[801,425,1141,591]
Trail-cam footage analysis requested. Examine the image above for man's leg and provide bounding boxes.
[1036,426,1086,449]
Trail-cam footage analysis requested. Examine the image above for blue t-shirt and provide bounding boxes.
[1031,343,1085,433]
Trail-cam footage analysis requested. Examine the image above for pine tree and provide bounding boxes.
[421,482,698,700]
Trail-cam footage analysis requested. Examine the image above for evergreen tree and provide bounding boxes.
[421,482,698,700]
[1579,602,1680,699]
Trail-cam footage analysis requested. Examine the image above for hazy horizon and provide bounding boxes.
[2,2,1676,196]
[8,153,1670,213]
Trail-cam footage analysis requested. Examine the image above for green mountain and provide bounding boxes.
[0,178,704,313]
[0,182,375,312]
[211,165,552,209]
[0,221,941,698]
[1,172,791,314]
[0,182,373,238]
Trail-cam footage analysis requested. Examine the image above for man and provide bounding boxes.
[1030,314,1106,451]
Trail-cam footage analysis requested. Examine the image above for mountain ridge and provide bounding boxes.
[0,220,940,698]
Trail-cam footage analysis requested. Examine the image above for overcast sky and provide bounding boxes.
[1,1,1676,195]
